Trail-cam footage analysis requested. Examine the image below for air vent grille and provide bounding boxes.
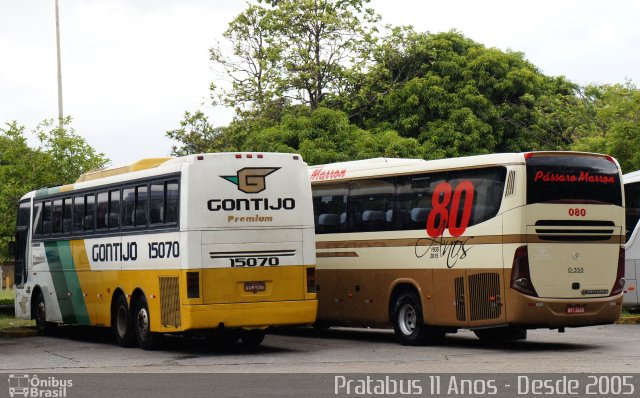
[159,276,181,327]
[468,272,501,321]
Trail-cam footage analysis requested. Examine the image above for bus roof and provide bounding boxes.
[308,151,617,183]
[22,152,303,200]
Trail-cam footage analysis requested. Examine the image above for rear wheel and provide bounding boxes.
[134,296,158,350]
[391,291,444,345]
[474,326,527,343]
[112,294,136,348]
[240,329,265,348]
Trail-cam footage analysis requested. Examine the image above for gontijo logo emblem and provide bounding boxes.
[221,167,280,194]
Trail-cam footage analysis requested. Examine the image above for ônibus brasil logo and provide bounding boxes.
[8,374,73,397]
[220,167,280,194]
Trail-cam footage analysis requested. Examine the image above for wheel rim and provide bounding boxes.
[137,307,150,339]
[398,303,416,336]
[116,306,128,337]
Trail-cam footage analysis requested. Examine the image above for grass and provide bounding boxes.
[0,289,14,305]
[0,313,34,329]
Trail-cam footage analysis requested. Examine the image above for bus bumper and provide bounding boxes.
[505,291,623,328]
[178,299,318,331]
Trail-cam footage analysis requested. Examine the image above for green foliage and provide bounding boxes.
[211,0,380,115]
[570,81,640,173]
[0,118,108,260]
[337,29,578,157]
[171,1,638,169]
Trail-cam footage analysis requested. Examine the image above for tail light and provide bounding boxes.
[610,247,626,296]
[510,245,538,297]
[306,267,316,293]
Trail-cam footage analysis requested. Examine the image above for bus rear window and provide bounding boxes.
[526,155,622,206]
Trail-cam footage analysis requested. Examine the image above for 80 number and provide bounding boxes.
[426,181,475,238]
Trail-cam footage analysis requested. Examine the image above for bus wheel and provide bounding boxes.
[112,294,136,348]
[474,326,527,344]
[134,296,157,350]
[34,291,49,336]
[391,291,444,346]
[240,329,265,348]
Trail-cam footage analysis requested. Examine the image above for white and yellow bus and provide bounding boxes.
[13,153,317,349]
[310,152,625,345]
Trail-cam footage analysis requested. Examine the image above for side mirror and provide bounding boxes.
[7,240,16,258]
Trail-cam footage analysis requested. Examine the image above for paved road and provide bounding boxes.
[1,324,639,374]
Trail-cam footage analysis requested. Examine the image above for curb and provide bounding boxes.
[616,316,640,325]
[0,327,37,338]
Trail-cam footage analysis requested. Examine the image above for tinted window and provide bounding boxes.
[166,181,179,224]
[84,194,95,231]
[73,196,84,232]
[349,179,394,232]
[33,202,43,235]
[109,190,120,229]
[135,185,148,226]
[527,155,622,205]
[311,167,506,234]
[150,183,164,224]
[62,198,72,233]
[42,201,52,235]
[122,187,135,227]
[625,181,640,242]
[96,192,109,230]
[51,199,63,234]
[17,201,30,228]
[312,183,348,234]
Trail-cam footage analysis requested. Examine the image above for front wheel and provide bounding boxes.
[33,291,49,336]
[134,296,158,350]
[391,291,444,346]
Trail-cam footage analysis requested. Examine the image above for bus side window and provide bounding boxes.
[42,201,52,235]
[72,196,84,232]
[312,183,347,234]
[52,199,63,234]
[84,194,95,231]
[165,181,179,224]
[122,187,135,227]
[135,185,148,226]
[62,198,72,233]
[150,183,164,225]
[96,192,109,230]
[109,190,120,229]
[33,202,43,235]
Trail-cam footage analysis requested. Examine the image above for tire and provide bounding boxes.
[240,329,265,348]
[391,291,444,346]
[474,326,527,344]
[112,294,136,348]
[134,296,158,350]
[33,291,49,336]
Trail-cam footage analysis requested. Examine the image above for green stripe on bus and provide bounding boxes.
[44,241,90,325]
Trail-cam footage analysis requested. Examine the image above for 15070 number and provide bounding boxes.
[230,257,280,267]
[148,241,180,259]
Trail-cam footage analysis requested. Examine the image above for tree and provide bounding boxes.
[334,29,578,158]
[211,0,380,116]
[0,118,108,259]
[166,111,231,156]
[571,81,640,173]
[209,4,284,116]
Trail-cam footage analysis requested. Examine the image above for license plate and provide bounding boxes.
[244,281,266,293]
[566,305,586,314]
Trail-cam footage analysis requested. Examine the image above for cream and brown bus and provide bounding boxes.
[309,152,625,345]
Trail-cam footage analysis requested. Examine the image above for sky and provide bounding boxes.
[1,0,639,166]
